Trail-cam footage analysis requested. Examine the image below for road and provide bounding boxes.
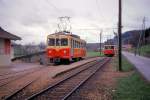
[123,51,150,82]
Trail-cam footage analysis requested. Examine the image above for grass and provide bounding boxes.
[113,56,150,100]
[139,44,150,57]
[86,51,104,57]
[114,56,134,72]
[114,72,150,100]
[129,44,150,57]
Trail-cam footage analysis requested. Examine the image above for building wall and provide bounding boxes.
[11,45,14,59]
[0,55,11,66]
[0,39,4,52]
[0,38,11,66]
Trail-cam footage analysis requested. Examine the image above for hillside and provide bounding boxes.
[111,28,150,47]
[86,43,104,51]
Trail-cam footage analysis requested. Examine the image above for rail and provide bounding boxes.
[27,58,110,100]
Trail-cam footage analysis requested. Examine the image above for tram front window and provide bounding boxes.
[48,38,55,46]
[105,46,114,49]
[61,38,68,46]
[105,46,109,49]
[48,38,68,46]
[56,38,61,46]
[111,46,114,49]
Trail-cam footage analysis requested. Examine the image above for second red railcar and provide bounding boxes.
[103,45,116,57]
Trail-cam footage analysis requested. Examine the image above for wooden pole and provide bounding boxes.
[118,0,122,71]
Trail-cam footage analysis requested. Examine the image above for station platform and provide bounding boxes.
[123,51,150,82]
[0,63,43,76]
[0,57,101,77]
[46,57,102,78]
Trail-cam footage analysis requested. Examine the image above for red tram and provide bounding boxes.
[46,32,86,63]
[103,45,116,57]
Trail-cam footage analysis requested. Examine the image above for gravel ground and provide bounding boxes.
[0,63,43,76]
[68,58,132,100]
[0,57,101,99]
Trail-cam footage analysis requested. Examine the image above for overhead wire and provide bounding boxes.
[95,0,117,28]
[45,0,64,15]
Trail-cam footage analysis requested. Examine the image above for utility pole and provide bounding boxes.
[143,17,146,45]
[118,0,122,71]
[100,30,102,55]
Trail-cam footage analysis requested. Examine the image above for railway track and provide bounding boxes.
[3,58,100,100]
[2,57,108,100]
[0,57,101,87]
[4,77,39,100]
[0,57,100,88]
[0,66,46,87]
[25,57,110,100]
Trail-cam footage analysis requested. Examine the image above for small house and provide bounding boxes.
[0,27,21,66]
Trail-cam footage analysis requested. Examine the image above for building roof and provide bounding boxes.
[0,27,21,40]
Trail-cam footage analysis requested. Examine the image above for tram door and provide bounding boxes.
[70,39,74,57]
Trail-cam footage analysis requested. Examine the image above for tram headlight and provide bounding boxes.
[63,50,67,54]
[49,50,52,54]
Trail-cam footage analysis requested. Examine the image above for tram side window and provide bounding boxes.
[48,38,55,46]
[73,40,75,48]
[72,39,74,48]
[72,40,74,48]
[71,39,72,48]
[61,38,68,46]
[75,40,77,48]
[83,42,85,48]
[84,43,86,48]
[79,42,80,48]
[56,38,60,46]
[74,40,76,48]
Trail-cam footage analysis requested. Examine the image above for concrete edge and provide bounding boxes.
[52,59,99,78]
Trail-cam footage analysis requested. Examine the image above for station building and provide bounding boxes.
[0,27,21,66]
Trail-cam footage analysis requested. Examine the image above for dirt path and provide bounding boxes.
[69,58,133,100]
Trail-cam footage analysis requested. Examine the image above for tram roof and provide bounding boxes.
[49,31,80,39]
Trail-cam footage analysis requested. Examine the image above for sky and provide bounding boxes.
[0,0,150,44]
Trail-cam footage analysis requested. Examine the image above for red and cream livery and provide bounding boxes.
[103,45,117,57]
[46,32,86,63]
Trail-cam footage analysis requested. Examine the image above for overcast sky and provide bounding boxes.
[0,0,150,44]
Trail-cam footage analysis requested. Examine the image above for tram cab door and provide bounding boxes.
[70,39,74,57]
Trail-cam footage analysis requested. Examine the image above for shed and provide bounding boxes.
[0,27,21,66]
